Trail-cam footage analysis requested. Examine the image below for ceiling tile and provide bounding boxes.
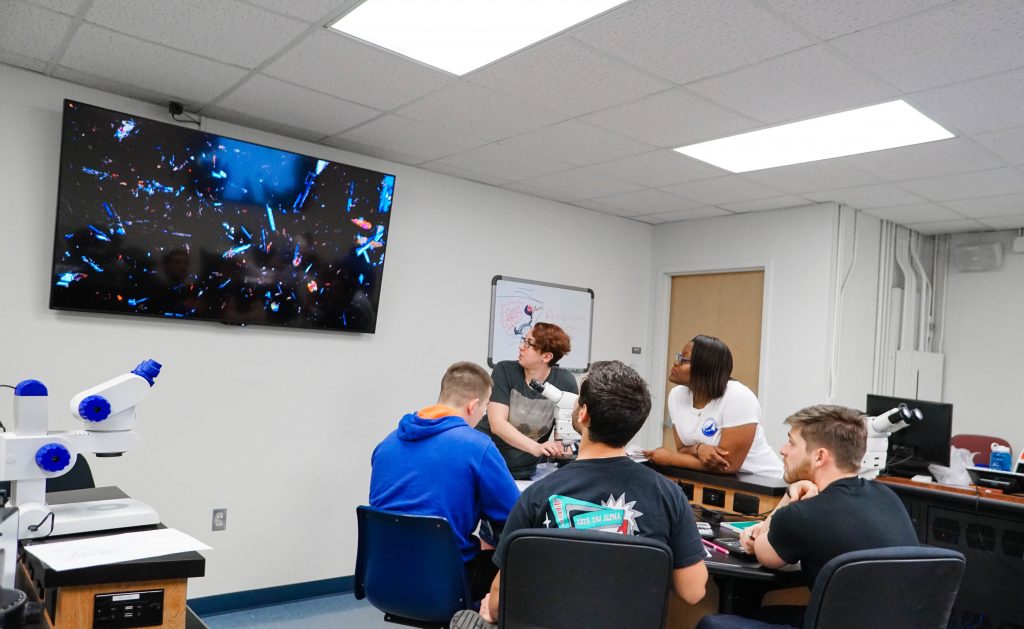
[469,37,671,117]
[900,168,1024,201]
[264,30,453,110]
[831,0,1024,92]
[841,137,1005,181]
[587,188,705,216]
[516,168,642,201]
[864,203,962,223]
[501,181,579,204]
[25,0,84,14]
[0,48,50,73]
[51,64,184,107]
[977,215,1024,229]
[244,0,360,22]
[945,193,1024,218]
[905,218,988,234]
[663,175,784,205]
[911,67,1024,135]
[974,126,1024,165]
[425,143,573,183]
[419,161,511,187]
[396,81,567,141]
[581,88,759,148]
[60,24,249,103]
[499,120,654,166]
[805,183,925,209]
[688,45,897,124]
[743,159,882,193]
[762,0,954,40]
[201,105,328,142]
[587,150,730,188]
[326,114,488,164]
[570,0,813,84]
[86,0,307,69]
[215,75,380,137]
[718,195,812,213]
[0,1,72,61]
[630,206,732,224]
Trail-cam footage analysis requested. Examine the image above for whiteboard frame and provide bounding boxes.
[487,275,594,373]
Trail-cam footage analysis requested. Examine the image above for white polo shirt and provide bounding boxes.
[669,380,783,477]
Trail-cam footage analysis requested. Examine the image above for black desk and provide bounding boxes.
[18,487,206,629]
[702,530,801,615]
[879,476,1024,627]
[650,464,789,516]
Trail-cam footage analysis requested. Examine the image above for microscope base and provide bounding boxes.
[41,499,159,538]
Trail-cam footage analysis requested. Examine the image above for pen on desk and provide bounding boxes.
[702,539,729,555]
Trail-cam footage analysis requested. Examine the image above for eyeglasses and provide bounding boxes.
[520,337,539,350]
[674,352,692,366]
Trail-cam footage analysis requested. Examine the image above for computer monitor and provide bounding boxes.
[865,394,953,474]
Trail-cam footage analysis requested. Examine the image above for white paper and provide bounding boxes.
[25,528,211,571]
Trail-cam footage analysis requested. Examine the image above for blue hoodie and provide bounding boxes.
[370,405,520,562]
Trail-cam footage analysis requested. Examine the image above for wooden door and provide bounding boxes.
[663,270,764,447]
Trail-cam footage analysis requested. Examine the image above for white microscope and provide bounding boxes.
[0,359,163,557]
[529,379,581,455]
[860,403,924,479]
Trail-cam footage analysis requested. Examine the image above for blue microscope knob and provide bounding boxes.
[36,443,71,473]
[132,359,162,386]
[79,395,111,421]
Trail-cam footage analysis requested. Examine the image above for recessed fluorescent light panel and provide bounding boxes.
[329,0,629,76]
[674,100,954,173]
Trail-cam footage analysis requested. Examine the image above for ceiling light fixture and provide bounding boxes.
[674,100,954,173]
[329,0,629,76]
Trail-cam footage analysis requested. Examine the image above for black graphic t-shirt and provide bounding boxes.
[476,360,578,479]
[495,457,706,569]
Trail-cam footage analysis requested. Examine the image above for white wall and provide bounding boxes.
[0,65,655,597]
[941,230,1024,453]
[647,204,842,452]
[831,208,882,410]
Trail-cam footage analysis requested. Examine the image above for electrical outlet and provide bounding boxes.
[212,508,227,531]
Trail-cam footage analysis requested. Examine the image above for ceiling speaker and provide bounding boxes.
[952,242,1003,272]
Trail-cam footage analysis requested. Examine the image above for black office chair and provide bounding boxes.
[355,506,473,628]
[498,528,674,629]
[697,545,966,629]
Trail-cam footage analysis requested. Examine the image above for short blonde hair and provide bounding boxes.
[439,362,492,406]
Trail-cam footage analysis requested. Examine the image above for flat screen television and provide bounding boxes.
[865,394,953,475]
[50,100,396,333]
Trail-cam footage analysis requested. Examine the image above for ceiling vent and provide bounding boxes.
[951,242,1003,272]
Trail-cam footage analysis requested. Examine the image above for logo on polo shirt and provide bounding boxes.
[701,418,719,437]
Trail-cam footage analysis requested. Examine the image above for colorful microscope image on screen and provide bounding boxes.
[50,100,396,333]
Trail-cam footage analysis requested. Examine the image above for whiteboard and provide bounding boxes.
[488,276,593,372]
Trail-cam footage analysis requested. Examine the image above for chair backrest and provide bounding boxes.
[354,506,472,625]
[951,434,1012,465]
[803,545,965,629]
[498,528,673,629]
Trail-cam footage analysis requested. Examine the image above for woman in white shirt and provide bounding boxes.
[645,335,783,477]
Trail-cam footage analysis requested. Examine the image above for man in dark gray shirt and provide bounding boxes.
[699,405,918,628]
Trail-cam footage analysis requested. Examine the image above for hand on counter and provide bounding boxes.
[695,443,731,471]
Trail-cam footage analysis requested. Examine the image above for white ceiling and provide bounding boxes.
[3,0,1024,234]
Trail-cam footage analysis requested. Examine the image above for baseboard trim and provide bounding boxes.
[188,575,355,616]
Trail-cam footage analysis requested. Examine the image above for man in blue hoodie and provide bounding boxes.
[370,361,521,600]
